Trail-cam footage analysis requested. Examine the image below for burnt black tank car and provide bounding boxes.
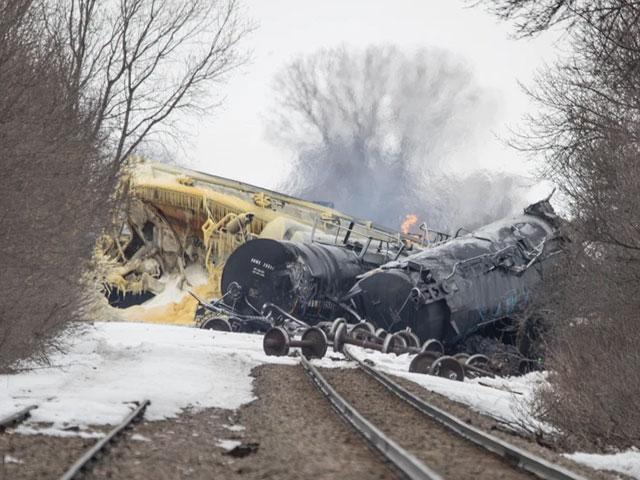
[220,238,391,324]
[346,200,563,345]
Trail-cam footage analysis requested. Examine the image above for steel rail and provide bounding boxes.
[59,400,150,480]
[300,355,442,480]
[0,405,37,429]
[343,346,587,480]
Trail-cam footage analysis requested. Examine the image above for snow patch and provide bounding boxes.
[224,424,245,432]
[14,425,105,439]
[0,322,297,434]
[309,354,354,369]
[217,439,242,451]
[564,449,640,479]
[3,455,24,464]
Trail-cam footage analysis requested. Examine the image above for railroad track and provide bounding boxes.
[1,399,149,479]
[301,349,587,480]
[58,399,150,480]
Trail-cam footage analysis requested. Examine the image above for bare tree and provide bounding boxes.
[0,0,251,369]
[268,45,525,231]
[476,0,640,450]
[50,0,251,167]
[0,0,116,368]
[478,0,640,264]
[474,0,639,40]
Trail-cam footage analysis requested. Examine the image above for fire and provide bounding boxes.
[400,214,418,235]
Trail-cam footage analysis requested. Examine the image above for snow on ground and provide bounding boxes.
[3,455,24,464]
[565,450,640,479]
[224,424,246,431]
[0,322,348,436]
[4,322,638,478]
[15,425,106,439]
[216,439,242,451]
[346,346,549,433]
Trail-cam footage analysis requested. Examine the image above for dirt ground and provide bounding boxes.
[0,363,629,480]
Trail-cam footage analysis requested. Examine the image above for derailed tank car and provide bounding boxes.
[346,199,563,346]
[219,238,377,326]
[215,220,437,328]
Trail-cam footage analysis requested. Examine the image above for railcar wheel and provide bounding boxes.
[409,351,441,374]
[430,356,465,381]
[329,318,346,339]
[333,323,347,353]
[466,354,489,368]
[263,327,290,356]
[382,334,400,354]
[351,330,377,343]
[374,328,388,340]
[201,317,232,332]
[300,327,328,359]
[390,333,407,355]
[420,339,444,355]
[349,322,379,343]
[350,322,375,334]
[464,354,491,378]
[397,330,420,348]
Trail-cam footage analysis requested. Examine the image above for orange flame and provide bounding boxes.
[400,214,418,235]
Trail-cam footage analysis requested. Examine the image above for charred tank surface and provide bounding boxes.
[347,200,563,345]
[220,238,383,324]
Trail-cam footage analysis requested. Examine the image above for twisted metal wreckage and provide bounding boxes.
[99,160,563,378]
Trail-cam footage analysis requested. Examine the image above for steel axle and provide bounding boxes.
[263,326,328,359]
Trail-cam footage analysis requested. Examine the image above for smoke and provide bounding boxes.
[429,170,533,232]
[268,45,527,232]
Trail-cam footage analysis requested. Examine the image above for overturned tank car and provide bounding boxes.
[207,219,449,331]
[345,199,563,347]
[220,240,388,328]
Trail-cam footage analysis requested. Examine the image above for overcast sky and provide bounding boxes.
[183,0,561,190]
